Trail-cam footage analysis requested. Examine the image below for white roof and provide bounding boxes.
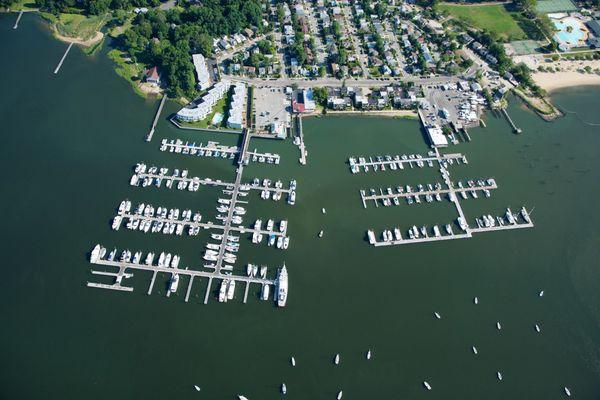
[192,54,211,90]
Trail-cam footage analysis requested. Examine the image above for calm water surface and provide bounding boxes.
[1,13,599,399]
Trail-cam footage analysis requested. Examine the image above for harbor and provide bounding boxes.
[354,148,534,246]
[89,128,293,306]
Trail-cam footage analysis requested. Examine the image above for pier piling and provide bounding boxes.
[146,95,167,142]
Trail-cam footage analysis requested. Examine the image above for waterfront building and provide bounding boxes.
[192,54,211,90]
[227,83,246,129]
[425,125,448,148]
[145,67,160,86]
[176,80,230,122]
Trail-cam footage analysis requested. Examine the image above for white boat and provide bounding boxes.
[564,387,571,397]
[434,312,441,319]
[423,381,431,390]
[194,385,200,392]
[218,280,228,302]
[535,324,541,333]
[276,265,288,307]
[474,297,479,305]
[497,371,503,381]
[539,290,544,297]
[281,383,286,394]
[227,280,235,300]
[291,356,296,367]
[322,208,326,214]
[238,396,249,400]
[334,354,340,365]
[337,390,343,400]
[496,322,502,330]
[319,230,324,238]
[90,244,101,262]
[261,284,270,301]
[366,349,372,360]
[472,346,478,354]
[169,274,179,292]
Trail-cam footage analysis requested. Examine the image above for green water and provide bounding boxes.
[1,13,600,399]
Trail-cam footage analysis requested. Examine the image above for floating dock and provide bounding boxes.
[348,152,466,173]
[357,148,534,247]
[160,138,281,165]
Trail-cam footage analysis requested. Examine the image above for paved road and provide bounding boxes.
[223,74,459,88]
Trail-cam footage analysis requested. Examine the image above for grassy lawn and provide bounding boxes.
[10,0,38,11]
[178,95,233,130]
[438,4,526,41]
[53,12,109,41]
[107,48,146,97]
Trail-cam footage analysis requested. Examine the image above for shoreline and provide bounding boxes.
[532,72,600,93]
[303,109,418,119]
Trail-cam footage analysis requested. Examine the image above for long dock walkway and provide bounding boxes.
[160,138,281,164]
[146,95,167,142]
[116,211,288,237]
[13,11,23,29]
[297,115,307,165]
[502,108,522,134]
[54,42,73,74]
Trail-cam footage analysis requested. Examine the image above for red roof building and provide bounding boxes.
[145,66,160,85]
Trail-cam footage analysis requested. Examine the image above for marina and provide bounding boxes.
[129,162,295,202]
[159,138,281,165]
[358,148,534,246]
[348,151,467,174]
[89,129,293,306]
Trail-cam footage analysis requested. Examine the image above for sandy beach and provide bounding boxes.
[533,71,600,92]
[52,30,104,47]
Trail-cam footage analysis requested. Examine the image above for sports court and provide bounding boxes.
[535,0,578,14]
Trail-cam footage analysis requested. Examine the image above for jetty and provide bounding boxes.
[502,108,522,134]
[146,95,167,142]
[54,42,74,74]
[13,11,24,30]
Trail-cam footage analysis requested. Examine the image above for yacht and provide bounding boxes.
[288,191,296,205]
[394,228,402,241]
[564,387,571,397]
[291,356,296,367]
[281,383,286,395]
[90,244,101,262]
[458,217,468,231]
[238,396,249,400]
[423,382,432,390]
[535,324,541,333]
[261,284,270,301]
[169,274,179,292]
[227,280,235,300]
[319,230,324,238]
[283,237,290,249]
[108,248,116,261]
[434,312,441,319]
[496,322,502,330]
[145,252,154,266]
[367,230,375,244]
[218,280,228,302]
[433,226,441,237]
[497,371,503,381]
[472,346,478,354]
[366,350,372,360]
[539,290,544,297]
[474,297,479,305]
[334,354,340,365]
[337,390,343,400]
[276,265,288,307]
[521,207,531,223]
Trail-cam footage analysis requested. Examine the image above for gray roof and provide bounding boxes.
[587,20,600,37]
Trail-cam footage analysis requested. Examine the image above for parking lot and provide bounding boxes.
[253,87,291,135]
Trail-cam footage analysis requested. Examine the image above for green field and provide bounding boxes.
[438,3,527,41]
[54,13,109,41]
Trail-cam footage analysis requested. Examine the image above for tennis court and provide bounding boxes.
[509,40,543,55]
[535,0,578,14]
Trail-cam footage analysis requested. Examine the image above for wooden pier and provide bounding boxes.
[160,138,281,165]
[54,42,73,74]
[348,152,466,173]
[502,108,522,134]
[13,11,23,29]
[146,95,167,142]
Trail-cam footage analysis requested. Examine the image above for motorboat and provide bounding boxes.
[472,346,478,354]
[291,356,296,367]
[423,382,431,390]
[334,354,340,365]
[535,324,541,333]
[497,371,503,381]
[337,390,343,400]
[496,322,502,330]
[366,350,372,360]
[281,383,286,395]
[474,297,479,305]
[434,312,441,319]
